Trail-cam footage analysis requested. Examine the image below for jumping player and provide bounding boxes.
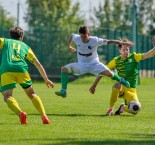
[0,26,54,124]
[89,36,155,115]
[55,25,133,98]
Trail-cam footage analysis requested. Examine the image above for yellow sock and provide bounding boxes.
[124,105,130,113]
[31,96,46,116]
[6,97,22,115]
[110,87,120,108]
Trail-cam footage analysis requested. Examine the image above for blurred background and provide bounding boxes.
[0,0,155,79]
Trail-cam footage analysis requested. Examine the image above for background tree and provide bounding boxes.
[136,0,155,35]
[92,0,155,35]
[24,0,84,76]
[91,0,131,32]
[0,5,15,37]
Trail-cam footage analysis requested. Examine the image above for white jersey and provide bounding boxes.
[71,34,108,64]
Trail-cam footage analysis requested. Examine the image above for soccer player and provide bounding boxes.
[0,26,54,124]
[55,25,133,98]
[89,36,155,115]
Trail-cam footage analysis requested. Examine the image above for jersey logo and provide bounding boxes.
[88,46,93,49]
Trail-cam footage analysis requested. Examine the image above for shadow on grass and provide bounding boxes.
[128,133,155,138]
[18,138,155,145]
[28,113,134,118]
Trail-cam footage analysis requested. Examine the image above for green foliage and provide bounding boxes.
[24,0,84,74]
[136,0,155,35]
[0,5,15,36]
[92,0,131,32]
[25,0,84,29]
[92,0,155,35]
[0,78,155,144]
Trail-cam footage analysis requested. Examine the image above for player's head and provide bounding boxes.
[10,26,24,41]
[118,37,130,59]
[79,25,90,43]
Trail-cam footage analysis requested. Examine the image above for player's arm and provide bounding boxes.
[107,40,134,47]
[89,59,116,94]
[26,48,54,88]
[33,59,54,88]
[68,35,76,53]
[89,76,102,94]
[143,36,155,59]
[143,47,155,59]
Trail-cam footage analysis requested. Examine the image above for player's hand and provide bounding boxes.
[69,46,76,53]
[122,41,134,47]
[45,79,54,88]
[89,85,96,94]
[152,36,155,46]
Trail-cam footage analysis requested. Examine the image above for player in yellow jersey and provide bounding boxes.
[0,26,54,124]
[89,36,155,115]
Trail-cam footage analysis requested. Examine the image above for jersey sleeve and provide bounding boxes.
[70,34,79,42]
[133,52,143,62]
[25,48,37,63]
[0,38,4,49]
[107,58,116,69]
[97,37,108,46]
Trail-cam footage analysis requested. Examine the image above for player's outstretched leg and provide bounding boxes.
[111,73,130,88]
[120,77,130,88]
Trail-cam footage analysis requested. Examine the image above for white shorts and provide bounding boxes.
[65,62,109,76]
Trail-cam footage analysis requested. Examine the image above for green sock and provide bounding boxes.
[111,73,121,82]
[61,72,68,91]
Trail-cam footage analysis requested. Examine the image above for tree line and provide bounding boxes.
[0,0,155,77]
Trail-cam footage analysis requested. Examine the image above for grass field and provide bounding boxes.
[0,77,155,145]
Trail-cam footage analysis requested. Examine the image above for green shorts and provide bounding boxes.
[0,72,32,92]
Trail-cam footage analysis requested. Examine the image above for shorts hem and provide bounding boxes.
[0,84,16,92]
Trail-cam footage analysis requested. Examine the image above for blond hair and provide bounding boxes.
[118,36,130,42]
[117,37,130,48]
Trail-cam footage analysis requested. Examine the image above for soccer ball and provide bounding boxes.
[128,101,141,114]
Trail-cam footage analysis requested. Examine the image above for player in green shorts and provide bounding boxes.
[0,26,54,124]
[89,36,155,115]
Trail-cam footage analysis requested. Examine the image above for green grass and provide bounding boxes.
[0,77,155,145]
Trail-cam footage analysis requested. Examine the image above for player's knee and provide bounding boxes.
[24,87,36,99]
[106,71,113,77]
[128,101,141,115]
[4,96,12,102]
[2,91,12,102]
[28,93,37,99]
[61,67,68,73]
[113,83,121,89]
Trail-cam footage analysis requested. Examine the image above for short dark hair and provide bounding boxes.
[9,26,24,40]
[79,25,89,34]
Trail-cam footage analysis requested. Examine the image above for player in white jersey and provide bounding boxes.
[55,25,133,98]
